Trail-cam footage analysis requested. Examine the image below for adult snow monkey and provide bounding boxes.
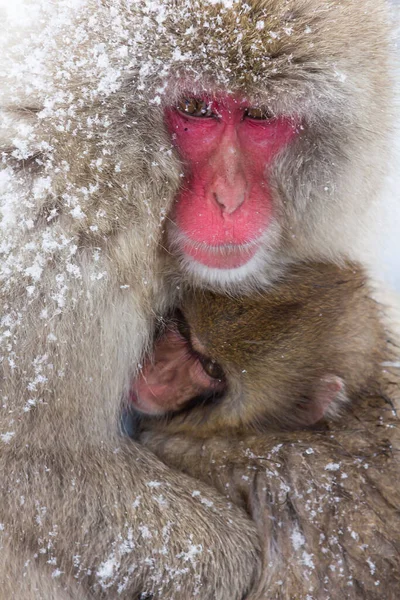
[0,0,397,599]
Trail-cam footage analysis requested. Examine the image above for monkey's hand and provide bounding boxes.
[0,434,261,600]
[140,418,400,599]
[139,430,303,594]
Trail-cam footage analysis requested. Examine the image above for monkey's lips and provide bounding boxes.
[181,239,260,269]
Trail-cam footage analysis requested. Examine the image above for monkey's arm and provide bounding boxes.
[0,436,260,599]
[0,271,260,599]
[141,393,400,599]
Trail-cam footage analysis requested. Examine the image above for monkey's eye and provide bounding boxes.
[174,309,225,381]
[244,106,274,120]
[176,98,213,118]
[198,356,225,381]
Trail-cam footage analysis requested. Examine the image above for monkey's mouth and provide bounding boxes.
[170,228,262,269]
[182,240,259,269]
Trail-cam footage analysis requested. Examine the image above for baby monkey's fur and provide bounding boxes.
[140,262,400,599]
[139,262,389,436]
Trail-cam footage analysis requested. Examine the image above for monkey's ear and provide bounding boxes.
[297,375,347,426]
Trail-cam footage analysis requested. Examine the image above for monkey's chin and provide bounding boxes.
[169,225,284,291]
[179,246,283,291]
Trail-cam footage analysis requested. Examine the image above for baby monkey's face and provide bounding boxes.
[130,303,228,417]
[130,284,349,436]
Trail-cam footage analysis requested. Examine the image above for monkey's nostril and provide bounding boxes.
[213,191,245,215]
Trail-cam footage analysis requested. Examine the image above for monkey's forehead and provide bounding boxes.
[5,1,389,119]
[126,0,390,115]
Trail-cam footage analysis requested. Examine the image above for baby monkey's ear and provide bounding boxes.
[297,375,347,426]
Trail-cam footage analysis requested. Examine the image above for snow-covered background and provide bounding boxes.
[1,0,399,289]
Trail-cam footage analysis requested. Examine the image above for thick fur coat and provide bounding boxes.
[0,1,398,598]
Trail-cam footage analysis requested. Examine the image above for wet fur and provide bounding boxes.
[142,383,400,599]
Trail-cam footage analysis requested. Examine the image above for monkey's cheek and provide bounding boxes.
[129,388,168,416]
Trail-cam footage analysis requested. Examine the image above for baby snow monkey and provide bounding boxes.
[130,262,400,599]
[130,262,388,436]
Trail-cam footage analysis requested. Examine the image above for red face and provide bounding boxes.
[165,95,297,276]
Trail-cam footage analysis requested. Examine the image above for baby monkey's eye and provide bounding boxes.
[177,98,213,118]
[174,308,225,381]
[198,356,225,381]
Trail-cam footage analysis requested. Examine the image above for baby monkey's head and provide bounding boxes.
[131,263,387,436]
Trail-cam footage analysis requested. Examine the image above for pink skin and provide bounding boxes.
[131,328,222,415]
[165,95,298,269]
[297,375,345,426]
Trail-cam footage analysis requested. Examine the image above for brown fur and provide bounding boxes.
[140,263,400,598]
[140,262,389,435]
[0,0,396,597]
[142,388,400,599]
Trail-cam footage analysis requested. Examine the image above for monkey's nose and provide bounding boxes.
[212,190,245,215]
